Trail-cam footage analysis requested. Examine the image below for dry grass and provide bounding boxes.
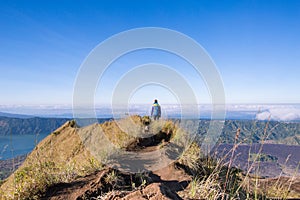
[1,116,298,199]
[188,175,224,199]
[178,142,201,171]
[176,119,299,200]
[100,115,144,149]
[0,121,102,199]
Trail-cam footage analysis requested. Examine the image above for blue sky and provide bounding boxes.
[0,0,299,105]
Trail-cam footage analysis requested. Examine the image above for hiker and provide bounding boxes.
[151,99,161,120]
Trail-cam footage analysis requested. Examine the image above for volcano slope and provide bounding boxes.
[0,116,299,199]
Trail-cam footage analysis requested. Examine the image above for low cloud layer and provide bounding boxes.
[1,104,300,121]
[256,107,300,121]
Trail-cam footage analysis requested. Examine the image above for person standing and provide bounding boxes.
[151,99,161,120]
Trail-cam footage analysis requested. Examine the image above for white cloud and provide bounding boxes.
[1,104,300,121]
[256,107,300,121]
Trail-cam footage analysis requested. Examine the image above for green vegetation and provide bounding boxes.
[249,153,278,162]
[104,170,119,189]
[0,117,69,135]
[198,120,300,144]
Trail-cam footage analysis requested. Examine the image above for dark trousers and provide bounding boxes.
[153,115,160,120]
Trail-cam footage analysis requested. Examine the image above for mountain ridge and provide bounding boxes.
[0,116,299,199]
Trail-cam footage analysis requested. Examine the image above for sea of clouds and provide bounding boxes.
[255,105,300,121]
[0,104,299,121]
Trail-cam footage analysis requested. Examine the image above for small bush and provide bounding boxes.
[178,142,201,171]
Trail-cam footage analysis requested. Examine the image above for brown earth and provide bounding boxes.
[42,163,191,200]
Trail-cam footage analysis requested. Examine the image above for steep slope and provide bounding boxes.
[0,120,98,199]
[0,116,180,199]
[0,117,69,135]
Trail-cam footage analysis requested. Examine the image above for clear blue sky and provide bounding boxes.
[0,0,299,105]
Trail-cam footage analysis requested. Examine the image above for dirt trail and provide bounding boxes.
[43,163,191,200]
[43,122,191,200]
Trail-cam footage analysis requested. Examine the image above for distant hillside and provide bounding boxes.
[213,143,300,178]
[0,117,113,136]
[198,120,300,144]
[0,117,69,135]
[0,117,299,144]
[0,112,33,119]
[0,155,25,180]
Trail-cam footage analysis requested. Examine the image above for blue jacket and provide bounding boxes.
[151,103,161,117]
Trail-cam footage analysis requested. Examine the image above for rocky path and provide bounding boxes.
[43,127,191,200]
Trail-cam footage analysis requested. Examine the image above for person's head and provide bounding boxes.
[154,99,158,103]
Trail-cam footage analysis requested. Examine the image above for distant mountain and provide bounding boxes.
[0,112,33,119]
[0,117,69,135]
[198,120,300,144]
[0,116,112,135]
[213,143,300,178]
[1,115,299,144]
